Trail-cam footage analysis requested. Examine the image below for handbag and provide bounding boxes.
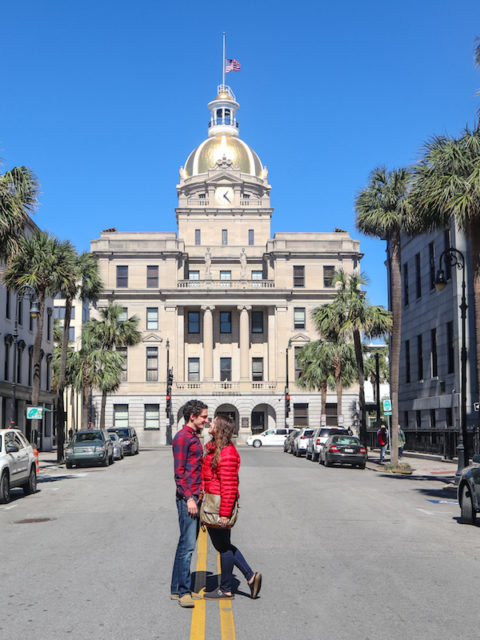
[200,492,239,529]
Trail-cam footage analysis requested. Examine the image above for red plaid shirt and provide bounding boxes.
[172,425,203,499]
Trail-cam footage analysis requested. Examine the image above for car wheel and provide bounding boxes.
[460,484,477,525]
[66,461,73,469]
[312,453,319,462]
[305,451,310,460]
[102,455,109,467]
[252,440,262,448]
[0,472,10,504]
[22,466,37,495]
[324,457,331,467]
[110,454,115,464]
[359,463,366,470]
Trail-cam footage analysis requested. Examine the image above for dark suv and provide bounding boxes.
[107,427,139,456]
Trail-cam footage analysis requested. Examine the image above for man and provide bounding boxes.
[378,424,388,463]
[397,424,406,458]
[171,399,209,608]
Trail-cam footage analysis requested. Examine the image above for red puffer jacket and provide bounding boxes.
[202,442,240,517]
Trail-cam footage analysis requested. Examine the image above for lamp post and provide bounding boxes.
[285,340,291,427]
[435,247,468,479]
[166,339,174,445]
[11,284,39,427]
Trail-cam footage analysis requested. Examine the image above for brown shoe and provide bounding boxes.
[178,594,195,608]
[249,572,262,599]
[191,591,203,600]
[170,593,179,600]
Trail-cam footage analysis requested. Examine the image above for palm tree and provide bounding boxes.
[3,232,75,446]
[88,304,141,428]
[55,251,103,462]
[322,270,392,444]
[0,166,39,262]
[296,341,335,414]
[475,37,480,69]
[355,167,413,465]
[411,127,480,425]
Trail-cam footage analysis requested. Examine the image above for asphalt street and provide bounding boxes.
[0,447,477,640]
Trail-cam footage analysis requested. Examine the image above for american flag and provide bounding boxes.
[225,58,241,73]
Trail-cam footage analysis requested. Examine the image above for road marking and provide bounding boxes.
[416,508,434,515]
[189,527,207,640]
[1,504,17,511]
[427,499,457,504]
[217,553,236,640]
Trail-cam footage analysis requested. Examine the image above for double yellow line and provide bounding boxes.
[189,528,236,640]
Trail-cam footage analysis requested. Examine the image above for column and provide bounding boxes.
[268,307,276,381]
[176,307,184,382]
[238,305,251,381]
[202,306,214,381]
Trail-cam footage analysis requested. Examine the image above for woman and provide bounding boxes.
[202,416,262,600]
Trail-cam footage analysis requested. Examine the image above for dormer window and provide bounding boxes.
[198,193,206,199]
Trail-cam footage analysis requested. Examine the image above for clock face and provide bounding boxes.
[214,186,234,207]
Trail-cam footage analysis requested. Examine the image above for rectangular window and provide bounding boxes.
[144,404,160,430]
[294,403,309,427]
[251,310,263,333]
[430,409,436,428]
[405,340,411,383]
[431,328,438,377]
[416,410,422,428]
[28,348,33,386]
[16,345,22,383]
[6,290,11,319]
[417,334,423,381]
[220,271,231,280]
[195,229,201,246]
[70,306,76,320]
[415,253,421,299]
[4,342,10,381]
[118,307,128,322]
[117,347,127,382]
[293,265,305,288]
[29,309,34,331]
[251,270,263,280]
[446,407,453,427]
[147,265,159,288]
[252,357,264,381]
[325,403,337,426]
[248,229,254,245]
[444,229,451,279]
[222,229,228,246]
[447,321,454,373]
[188,311,200,334]
[220,357,232,381]
[294,307,306,330]
[69,326,75,342]
[146,346,158,382]
[46,357,51,391]
[403,263,409,306]
[295,347,302,381]
[46,309,51,340]
[116,265,128,288]
[188,357,200,382]
[54,306,66,320]
[114,404,129,428]
[323,265,335,288]
[220,311,232,333]
[404,411,409,428]
[189,270,200,280]
[18,296,23,326]
[429,242,435,290]
[147,307,158,330]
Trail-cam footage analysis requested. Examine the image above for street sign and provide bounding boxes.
[320,414,327,426]
[337,415,344,426]
[26,407,43,420]
[383,399,392,416]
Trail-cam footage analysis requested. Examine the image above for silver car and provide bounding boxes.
[0,429,37,503]
[292,428,315,457]
[109,433,124,460]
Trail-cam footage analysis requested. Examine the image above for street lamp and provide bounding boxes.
[435,247,468,479]
[165,338,174,445]
[11,284,39,427]
[285,339,291,427]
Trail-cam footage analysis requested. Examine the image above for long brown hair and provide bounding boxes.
[210,416,235,470]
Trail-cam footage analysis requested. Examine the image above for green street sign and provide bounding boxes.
[382,399,392,415]
[27,407,43,420]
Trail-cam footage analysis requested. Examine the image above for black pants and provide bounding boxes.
[207,527,254,592]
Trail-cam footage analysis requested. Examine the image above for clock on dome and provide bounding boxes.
[214,186,234,207]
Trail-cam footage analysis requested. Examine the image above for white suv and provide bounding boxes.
[246,428,294,448]
[0,429,37,503]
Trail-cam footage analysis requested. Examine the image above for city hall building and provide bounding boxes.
[90,84,362,446]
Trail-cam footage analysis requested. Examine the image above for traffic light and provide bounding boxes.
[285,392,290,418]
[167,369,174,389]
[166,394,172,416]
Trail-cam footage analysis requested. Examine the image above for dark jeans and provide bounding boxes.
[207,527,254,592]
[171,498,200,596]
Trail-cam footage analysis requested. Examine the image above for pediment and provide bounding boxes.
[205,172,244,186]
[142,333,163,343]
[290,333,311,344]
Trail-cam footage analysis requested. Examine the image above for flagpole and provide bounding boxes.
[222,32,225,87]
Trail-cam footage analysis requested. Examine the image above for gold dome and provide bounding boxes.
[184,135,263,178]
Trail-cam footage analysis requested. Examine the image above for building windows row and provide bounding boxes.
[116,265,160,289]
[113,403,161,431]
[293,265,334,289]
[194,229,255,246]
[189,269,264,282]
[404,321,454,383]
[404,407,454,430]
[187,310,266,334]
[188,356,265,382]
[3,341,51,390]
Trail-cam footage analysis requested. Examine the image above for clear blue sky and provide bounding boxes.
[1,0,479,306]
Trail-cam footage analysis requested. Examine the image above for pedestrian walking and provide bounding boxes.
[171,399,209,608]
[377,424,388,463]
[397,424,406,458]
[201,416,262,600]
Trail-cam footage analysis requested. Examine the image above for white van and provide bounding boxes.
[246,428,296,448]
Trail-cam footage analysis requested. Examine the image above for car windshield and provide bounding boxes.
[112,429,129,438]
[320,428,348,437]
[303,430,314,436]
[74,432,103,442]
[332,437,359,445]
[109,434,118,441]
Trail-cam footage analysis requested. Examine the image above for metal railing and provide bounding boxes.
[178,279,274,289]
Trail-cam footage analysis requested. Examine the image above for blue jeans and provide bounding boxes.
[171,498,199,596]
[207,527,254,593]
[379,445,387,462]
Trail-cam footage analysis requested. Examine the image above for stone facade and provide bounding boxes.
[90,85,363,445]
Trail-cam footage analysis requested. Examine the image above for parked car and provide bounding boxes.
[284,429,300,453]
[107,427,139,455]
[0,429,37,503]
[246,428,295,448]
[292,428,315,457]
[109,433,124,460]
[65,430,114,468]
[307,427,350,462]
[458,454,480,524]
[319,434,367,468]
